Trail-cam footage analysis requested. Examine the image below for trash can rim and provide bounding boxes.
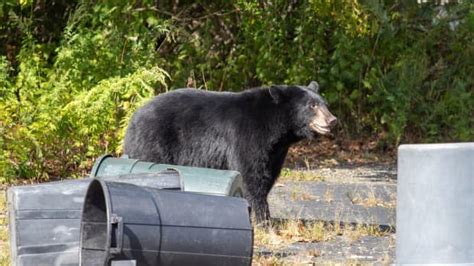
[89,154,114,178]
[79,178,114,264]
[398,142,474,151]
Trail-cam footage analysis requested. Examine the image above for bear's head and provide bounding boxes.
[269,81,337,139]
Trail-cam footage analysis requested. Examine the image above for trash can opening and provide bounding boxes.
[80,179,109,265]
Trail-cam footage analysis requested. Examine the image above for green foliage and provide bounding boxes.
[0,0,473,182]
[158,0,473,145]
[0,1,168,182]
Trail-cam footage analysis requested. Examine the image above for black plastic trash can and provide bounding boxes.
[80,179,253,266]
[8,171,182,266]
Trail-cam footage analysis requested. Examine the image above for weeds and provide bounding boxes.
[280,168,325,182]
[324,189,335,203]
[0,190,9,265]
[252,256,285,266]
[254,219,389,248]
[347,188,396,208]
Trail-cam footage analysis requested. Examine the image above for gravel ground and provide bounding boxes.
[296,163,397,184]
[269,181,396,227]
[256,235,395,264]
[259,162,398,264]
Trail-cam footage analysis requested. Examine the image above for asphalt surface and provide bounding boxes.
[261,163,397,264]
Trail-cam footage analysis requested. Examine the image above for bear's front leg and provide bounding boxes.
[243,176,273,225]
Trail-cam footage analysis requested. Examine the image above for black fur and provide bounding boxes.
[123,83,334,222]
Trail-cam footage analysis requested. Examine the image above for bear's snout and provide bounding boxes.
[309,106,337,135]
[328,116,337,128]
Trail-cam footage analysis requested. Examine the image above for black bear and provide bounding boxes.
[123,81,337,223]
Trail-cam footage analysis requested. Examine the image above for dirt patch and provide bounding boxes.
[285,137,395,169]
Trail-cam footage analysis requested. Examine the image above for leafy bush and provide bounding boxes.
[0,0,472,182]
[158,0,473,145]
[0,1,168,182]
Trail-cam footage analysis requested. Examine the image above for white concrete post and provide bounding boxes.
[397,143,474,265]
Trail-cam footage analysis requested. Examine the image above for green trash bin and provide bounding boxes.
[90,155,244,197]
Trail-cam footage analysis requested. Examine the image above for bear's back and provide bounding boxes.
[138,88,269,118]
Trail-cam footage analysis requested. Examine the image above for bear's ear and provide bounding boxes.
[269,85,285,104]
[307,81,320,93]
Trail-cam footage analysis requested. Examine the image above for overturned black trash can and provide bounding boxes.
[8,171,182,266]
[80,179,253,266]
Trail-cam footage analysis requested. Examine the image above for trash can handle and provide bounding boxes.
[110,214,123,254]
